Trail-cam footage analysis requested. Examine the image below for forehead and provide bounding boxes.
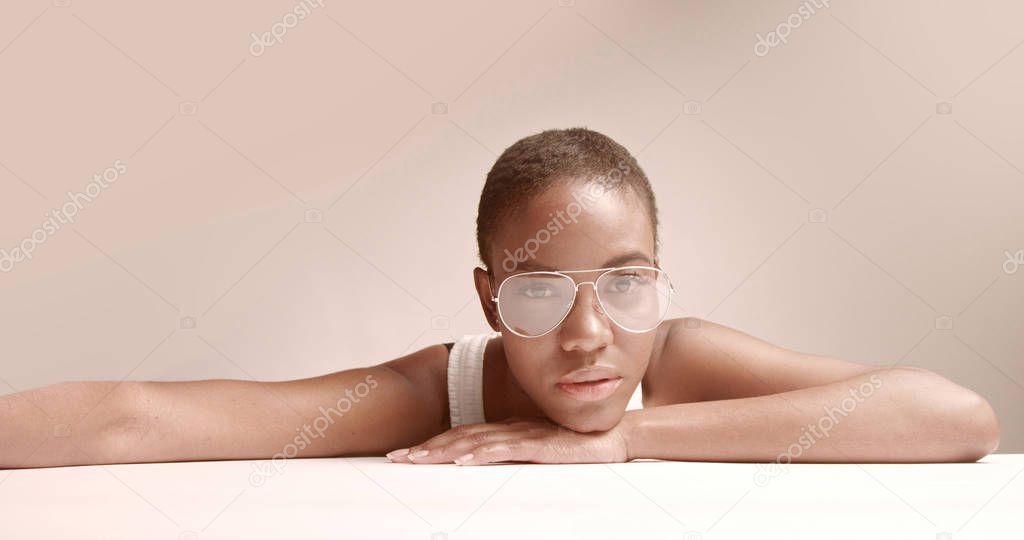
[490,181,654,278]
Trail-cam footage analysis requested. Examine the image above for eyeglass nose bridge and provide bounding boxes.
[570,280,597,293]
[565,280,604,313]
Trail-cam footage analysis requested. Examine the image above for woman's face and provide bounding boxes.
[474,179,659,432]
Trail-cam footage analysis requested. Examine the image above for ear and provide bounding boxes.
[473,267,501,332]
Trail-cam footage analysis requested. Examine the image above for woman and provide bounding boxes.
[0,127,999,469]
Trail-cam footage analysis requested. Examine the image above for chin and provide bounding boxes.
[551,407,624,433]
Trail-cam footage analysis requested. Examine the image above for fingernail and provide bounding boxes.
[386,448,409,460]
[409,449,430,459]
[454,453,474,465]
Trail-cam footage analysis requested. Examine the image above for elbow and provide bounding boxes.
[892,367,1000,462]
[958,390,1000,461]
[95,381,155,464]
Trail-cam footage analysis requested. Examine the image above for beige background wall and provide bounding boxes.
[1,1,1021,451]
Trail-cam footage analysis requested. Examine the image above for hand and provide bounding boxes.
[385,417,630,466]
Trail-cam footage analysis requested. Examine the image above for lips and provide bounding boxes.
[556,376,624,402]
[558,366,621,384]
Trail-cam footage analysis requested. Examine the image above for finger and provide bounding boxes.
[386,424,493,463]
[454,440,533,466]
[406,430,525,464]
[386,423,521,463]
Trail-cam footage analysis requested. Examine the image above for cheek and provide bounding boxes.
[505,343,560,392]
[612,331,655,374]
[506,347,546,379]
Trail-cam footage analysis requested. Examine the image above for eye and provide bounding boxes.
[607,272,645,293]
[518,282,558,299]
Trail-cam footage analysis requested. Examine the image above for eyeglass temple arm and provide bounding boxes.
[486,271,498,302]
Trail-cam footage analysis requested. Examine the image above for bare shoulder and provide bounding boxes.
[642,317,704,407]
[375,343,452,432]
[644,316,879,405]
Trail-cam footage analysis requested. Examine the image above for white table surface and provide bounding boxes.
[1,454,1020,539]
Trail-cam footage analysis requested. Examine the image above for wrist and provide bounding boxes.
[618,409,645,461]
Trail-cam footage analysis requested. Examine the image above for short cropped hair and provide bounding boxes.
[475,127,659,270]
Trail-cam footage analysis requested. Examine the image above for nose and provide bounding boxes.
[558,283,613,354]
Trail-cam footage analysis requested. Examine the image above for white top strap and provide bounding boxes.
[447,332,499,427]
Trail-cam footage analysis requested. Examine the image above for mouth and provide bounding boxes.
[556,376,624,402]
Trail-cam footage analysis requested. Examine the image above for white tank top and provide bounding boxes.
[446,331,498,427]
[446,331,645,428]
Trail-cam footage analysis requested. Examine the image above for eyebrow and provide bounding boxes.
[517,251,653,272]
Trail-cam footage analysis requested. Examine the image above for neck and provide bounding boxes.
[484,335,547,423]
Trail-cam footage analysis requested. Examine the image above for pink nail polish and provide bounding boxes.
[409,449,430,459]
[454,453,474,465]
[386,448,409,460]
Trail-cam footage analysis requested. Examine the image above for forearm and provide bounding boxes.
[0,378,325,469]
[1,356,446,470]
[622,367,1000,463]
[118,367,434,464]
[0,381,136,469]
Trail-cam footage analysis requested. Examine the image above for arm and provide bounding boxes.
[0,345,449,469]
[624,318,1000,463]
[383,318,999,467]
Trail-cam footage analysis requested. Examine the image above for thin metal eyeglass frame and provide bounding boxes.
[488,265,675,338]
